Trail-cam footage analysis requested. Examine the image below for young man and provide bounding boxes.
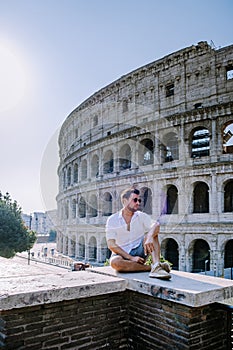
[106,188,171,279]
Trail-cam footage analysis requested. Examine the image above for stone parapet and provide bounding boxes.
[0,257,232,349]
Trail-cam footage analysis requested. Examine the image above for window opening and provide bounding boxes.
[224,180,233,212]
[223,123,233,154]
[167,185,178,214]
[165,83,174,97]
[193,182,209,213]
[226,66,233,80]
[191,128,210,158]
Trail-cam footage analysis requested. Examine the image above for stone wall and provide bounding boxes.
[56,42,233,276]
[0,291,228,350]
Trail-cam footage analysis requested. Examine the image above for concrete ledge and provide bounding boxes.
[89,266,233,307]
[1,256,233,310]
[0,257,126,310]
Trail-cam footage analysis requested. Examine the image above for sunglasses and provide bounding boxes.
[133,198,141,203]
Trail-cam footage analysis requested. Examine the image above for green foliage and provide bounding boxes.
[145,254,172,267]
[0,191,37,258]
[104,258,110,266]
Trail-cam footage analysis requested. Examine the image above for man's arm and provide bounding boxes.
[107,239,133,260]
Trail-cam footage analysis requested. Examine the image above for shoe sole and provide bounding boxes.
[149,273,171,280]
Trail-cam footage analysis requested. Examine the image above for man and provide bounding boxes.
[106,188,171,279]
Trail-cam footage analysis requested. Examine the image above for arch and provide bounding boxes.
[167,185,178,214]
[222,121,233,154]
[73,163,78,183]
[70,236,75,257]
[78,236,85,258]
[78,197,86,218]
[89,194,98,217]
[224,179,233,212]
[67,167,72,186]
[162,132,179,162]
[119,144,131,170]
[139,138,154,165]
[103,150,114,174]
[88,236,97,261]
[140,187,152,215]
[162,238,179,270]
[72,198,77,218]
[190,239,210,273]
[81,159,87,180]
[91,154,99,178]
[193,182,209,213]
[191,127,210,158]
[224,239,233,268]
[100,237,111,263]
[102,192,112,216]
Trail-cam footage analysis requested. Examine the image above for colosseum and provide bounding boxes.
[56,41,233,277]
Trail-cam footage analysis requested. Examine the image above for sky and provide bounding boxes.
[0,0,232,214]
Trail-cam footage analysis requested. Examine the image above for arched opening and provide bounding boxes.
[139,138,154,165]
[102,192,112,216]
[89,194,98,217]
[191,127,210,158]
[67,167,72,186]
[88,236,97,261]
[81,159,87,180]
[73,163,78,183]
[167,185,178,214]
[140,187,152,215]
[192,239,210,273]
[224,180,233,212]
[91,155,99,178]
[162,132,179,162]
[103,150,114,174]
[70,237,75,257]
[162,238,179,270]
[72,199,77,218]
[222,121,233,154]
[193,182,209,213]
[100,237,111,263]
[224,240,233,268]
[78,236,85,259]
[78,197,86,218]
[119,144,131,170]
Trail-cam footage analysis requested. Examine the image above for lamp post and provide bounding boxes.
[28,214,32,265]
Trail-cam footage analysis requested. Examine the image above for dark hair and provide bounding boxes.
[121,188,140,203]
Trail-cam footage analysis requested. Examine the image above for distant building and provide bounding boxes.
[56,41,233,276]
[22,210,57,235]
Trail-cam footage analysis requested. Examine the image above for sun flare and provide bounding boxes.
[0,44,27,112]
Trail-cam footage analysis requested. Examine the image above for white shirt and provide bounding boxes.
[106,210,154,253]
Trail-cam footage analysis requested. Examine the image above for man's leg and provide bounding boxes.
[110,255,151,273]
[144,225,171,279]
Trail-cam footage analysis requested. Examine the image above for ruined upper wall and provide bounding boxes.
[58,42,233,158]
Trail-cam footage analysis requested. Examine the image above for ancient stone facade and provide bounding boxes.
[56,41,233,277]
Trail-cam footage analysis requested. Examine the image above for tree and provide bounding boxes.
[0,192,37,258]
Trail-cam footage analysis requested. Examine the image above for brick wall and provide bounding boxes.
[0,293,128,350]
[0,291,228,350]
[127,291,228,350]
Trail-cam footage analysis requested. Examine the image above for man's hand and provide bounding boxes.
[129,255,145,264]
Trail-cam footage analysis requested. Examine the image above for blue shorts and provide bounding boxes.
[110,237,147,261]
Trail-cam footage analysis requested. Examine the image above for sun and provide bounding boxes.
[0,43,27,112]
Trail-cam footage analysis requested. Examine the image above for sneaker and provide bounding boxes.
[160,262,171,273]
[149,263,171,279]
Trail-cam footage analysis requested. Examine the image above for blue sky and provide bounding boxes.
[0,0,232,213]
